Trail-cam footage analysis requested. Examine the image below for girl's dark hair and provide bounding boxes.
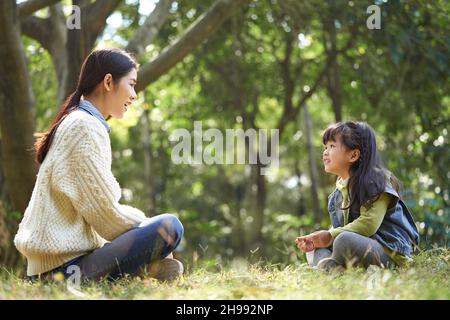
[35,48,137,164]
[322,121,401,211]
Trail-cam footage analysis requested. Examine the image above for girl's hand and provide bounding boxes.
[310,230,333,248]
[295,230,333,252]
[295,236,315,252]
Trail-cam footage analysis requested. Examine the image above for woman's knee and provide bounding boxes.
[155,213,184,246]
[167,214,184,242]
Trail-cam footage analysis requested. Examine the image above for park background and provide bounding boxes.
[0,0,448,299]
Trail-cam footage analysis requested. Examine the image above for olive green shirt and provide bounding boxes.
[328,177,410,266]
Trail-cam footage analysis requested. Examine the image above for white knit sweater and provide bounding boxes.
[14,110,147,276]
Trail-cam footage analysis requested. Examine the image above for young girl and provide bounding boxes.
[295,121,419,270]
[14,49,184,282]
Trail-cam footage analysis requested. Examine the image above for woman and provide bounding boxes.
[14,48,184,282]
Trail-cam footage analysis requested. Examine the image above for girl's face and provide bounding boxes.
[105,68,138,119]
[322,134,360,179]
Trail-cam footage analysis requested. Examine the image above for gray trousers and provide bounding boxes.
[307,231,394,270]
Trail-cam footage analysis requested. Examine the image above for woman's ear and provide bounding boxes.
[349,149,361,163]
[103,73,113,92]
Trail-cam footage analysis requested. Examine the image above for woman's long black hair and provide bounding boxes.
[323,121,401,211]
[34,48,137,165]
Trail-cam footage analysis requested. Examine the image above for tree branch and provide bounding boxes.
[136,0,251,92]
[276,29,359,136]
[18,0,61,19]
[126,0,172,57]
[20,3,66,52]
[85,0,122,39]
[20,16,52,50]
[277,58,331,136]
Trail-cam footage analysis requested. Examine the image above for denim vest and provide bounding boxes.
[328,183,420,257]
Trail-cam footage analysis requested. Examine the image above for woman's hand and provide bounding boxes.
[295,230,333,252]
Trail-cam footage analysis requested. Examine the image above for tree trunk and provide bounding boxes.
[141,108,155,216]
[303,103,321,224]
[20,4,68,104]
[325,0,343,122]
[0,140,7,203]
[294,157,306,216]
[64,26,90,98]
[48,4,69,103]
[251,163,266,251]
[0,0,38,213]
[233,182,247,256]
[0,200,12,265]
[64,0,122,99]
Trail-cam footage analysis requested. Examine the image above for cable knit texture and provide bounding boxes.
[14,110,147,276]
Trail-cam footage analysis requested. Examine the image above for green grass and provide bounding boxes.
[0,249,448,300]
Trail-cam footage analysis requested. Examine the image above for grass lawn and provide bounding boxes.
[0,249,448,300]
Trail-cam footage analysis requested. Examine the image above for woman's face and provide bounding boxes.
[106,68,138,119]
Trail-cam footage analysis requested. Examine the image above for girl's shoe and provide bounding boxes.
[317,257,345,273]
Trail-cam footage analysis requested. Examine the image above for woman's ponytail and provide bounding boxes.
[34,88,82,164]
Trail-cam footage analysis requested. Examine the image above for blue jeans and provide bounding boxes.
[33,214,183,282]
